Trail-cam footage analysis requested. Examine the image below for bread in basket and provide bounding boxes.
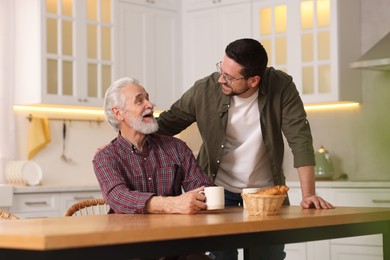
[241,185,289,216]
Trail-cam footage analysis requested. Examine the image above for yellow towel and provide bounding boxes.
[28,117,51,159]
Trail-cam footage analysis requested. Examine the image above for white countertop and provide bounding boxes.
[12,184,101,194]
[287,180,390,188]
[8,181,390,195]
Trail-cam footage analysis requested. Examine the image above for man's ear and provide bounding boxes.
[249,76,261,87]
[112,107,124,121]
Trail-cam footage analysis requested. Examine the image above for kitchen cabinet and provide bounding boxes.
[14,0,116,108]
[252,0,361,104]
[10,187,102,218]
[182,0,252,90]
[9,193,60,219]
[117,0,180,110]
[59,191,103,215]
[285,181,389,260]
[121,0,179,11]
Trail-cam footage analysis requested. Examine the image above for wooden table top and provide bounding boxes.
[0,206,389,251]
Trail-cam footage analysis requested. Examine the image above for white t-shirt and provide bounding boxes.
[215,90,274,193]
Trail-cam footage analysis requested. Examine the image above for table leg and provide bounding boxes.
[384,222,390,260]
[243,247,260,260]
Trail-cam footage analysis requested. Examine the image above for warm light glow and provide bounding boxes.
[304,102,360,111]
[301,0,314,29]
[13,105,165,119]
[14,103,359,118]
[13,105,104,115]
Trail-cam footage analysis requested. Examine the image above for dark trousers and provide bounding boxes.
[208,190,286,260]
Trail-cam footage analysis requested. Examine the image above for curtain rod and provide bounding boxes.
[26,113,104,123]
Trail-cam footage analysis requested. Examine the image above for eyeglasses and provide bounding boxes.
[216,62,245,85]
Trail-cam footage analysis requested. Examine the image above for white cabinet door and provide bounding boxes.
[121,0,179,10]
[331,244,383,260]
[60,191,103,216]
[251,0,361,104]
[117,1,180,110]
[276,183,390,260]
[184,0,247,10]
[10,190,103,218]
[14,0,116,107]
[285,186,331,260]
[330,188,387,255]
[182,1,252,91]
[9,193,61,219]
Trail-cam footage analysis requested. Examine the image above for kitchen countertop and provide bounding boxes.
[287,180,390,188]
[8,181,390,194]
[12,183,101,194]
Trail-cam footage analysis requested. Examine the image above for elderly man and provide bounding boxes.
[93,77,213,215]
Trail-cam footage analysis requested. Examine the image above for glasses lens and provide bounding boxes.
[216,62,221,74]
[216,62,232,85]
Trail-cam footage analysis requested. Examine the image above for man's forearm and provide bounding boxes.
[297,165,316,198]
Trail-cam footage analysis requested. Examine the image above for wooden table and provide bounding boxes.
[0,206,389,260]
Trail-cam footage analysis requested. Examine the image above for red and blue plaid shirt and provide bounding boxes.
[93,133,213,213]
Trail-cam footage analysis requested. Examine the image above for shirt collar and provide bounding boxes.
[117,132,151,152]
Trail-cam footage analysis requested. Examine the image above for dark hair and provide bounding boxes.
[225,38,268,78]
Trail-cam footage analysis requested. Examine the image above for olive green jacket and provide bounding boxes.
[157,67,315,186]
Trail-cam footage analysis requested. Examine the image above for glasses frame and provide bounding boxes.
[216,62,245,85]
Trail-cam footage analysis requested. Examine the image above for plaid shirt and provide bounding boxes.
[93,133,213,214]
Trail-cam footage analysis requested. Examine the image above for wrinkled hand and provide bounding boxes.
[301,195,334,209]
[167,186,207,214]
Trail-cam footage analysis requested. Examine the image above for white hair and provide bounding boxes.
[104,77,140,132]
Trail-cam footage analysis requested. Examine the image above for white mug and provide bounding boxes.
[202,186,225,210]
[242,188,261,209]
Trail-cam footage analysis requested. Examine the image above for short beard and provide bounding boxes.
[127,110,159,134]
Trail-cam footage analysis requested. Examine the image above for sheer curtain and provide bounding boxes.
[0,0,16,183]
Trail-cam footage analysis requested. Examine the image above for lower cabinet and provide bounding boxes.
[284,182,390,260]
[59,191,103,216]
[10,190,102,219]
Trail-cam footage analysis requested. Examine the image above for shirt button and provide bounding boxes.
[216,160,220,164]
[221,144,224,148]
[148,177,152,181]
[143,157,147,161]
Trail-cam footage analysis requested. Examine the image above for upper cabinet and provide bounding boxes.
[116,0,180,110]
[120,0,179,11]
[14,0,116,108]
[252,0,361,104]
[182,0,252,90]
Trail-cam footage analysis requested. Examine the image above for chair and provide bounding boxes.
[0,209,19,220]
[64,198,109,217]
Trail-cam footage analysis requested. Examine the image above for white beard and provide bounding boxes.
[126,109,159,134]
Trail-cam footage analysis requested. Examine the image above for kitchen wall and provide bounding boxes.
[283,0,390,181]
[182,0,390,182]
[12,110,114,186]
[4,0,390,186]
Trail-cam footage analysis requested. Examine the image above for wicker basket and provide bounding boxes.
[241,193,286,216]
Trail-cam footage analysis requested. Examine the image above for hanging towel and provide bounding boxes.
[28,116,51,159]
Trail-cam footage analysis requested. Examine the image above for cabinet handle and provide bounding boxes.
[372,199,390,203]
[74,196,95,201]
[25,201,49,206]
